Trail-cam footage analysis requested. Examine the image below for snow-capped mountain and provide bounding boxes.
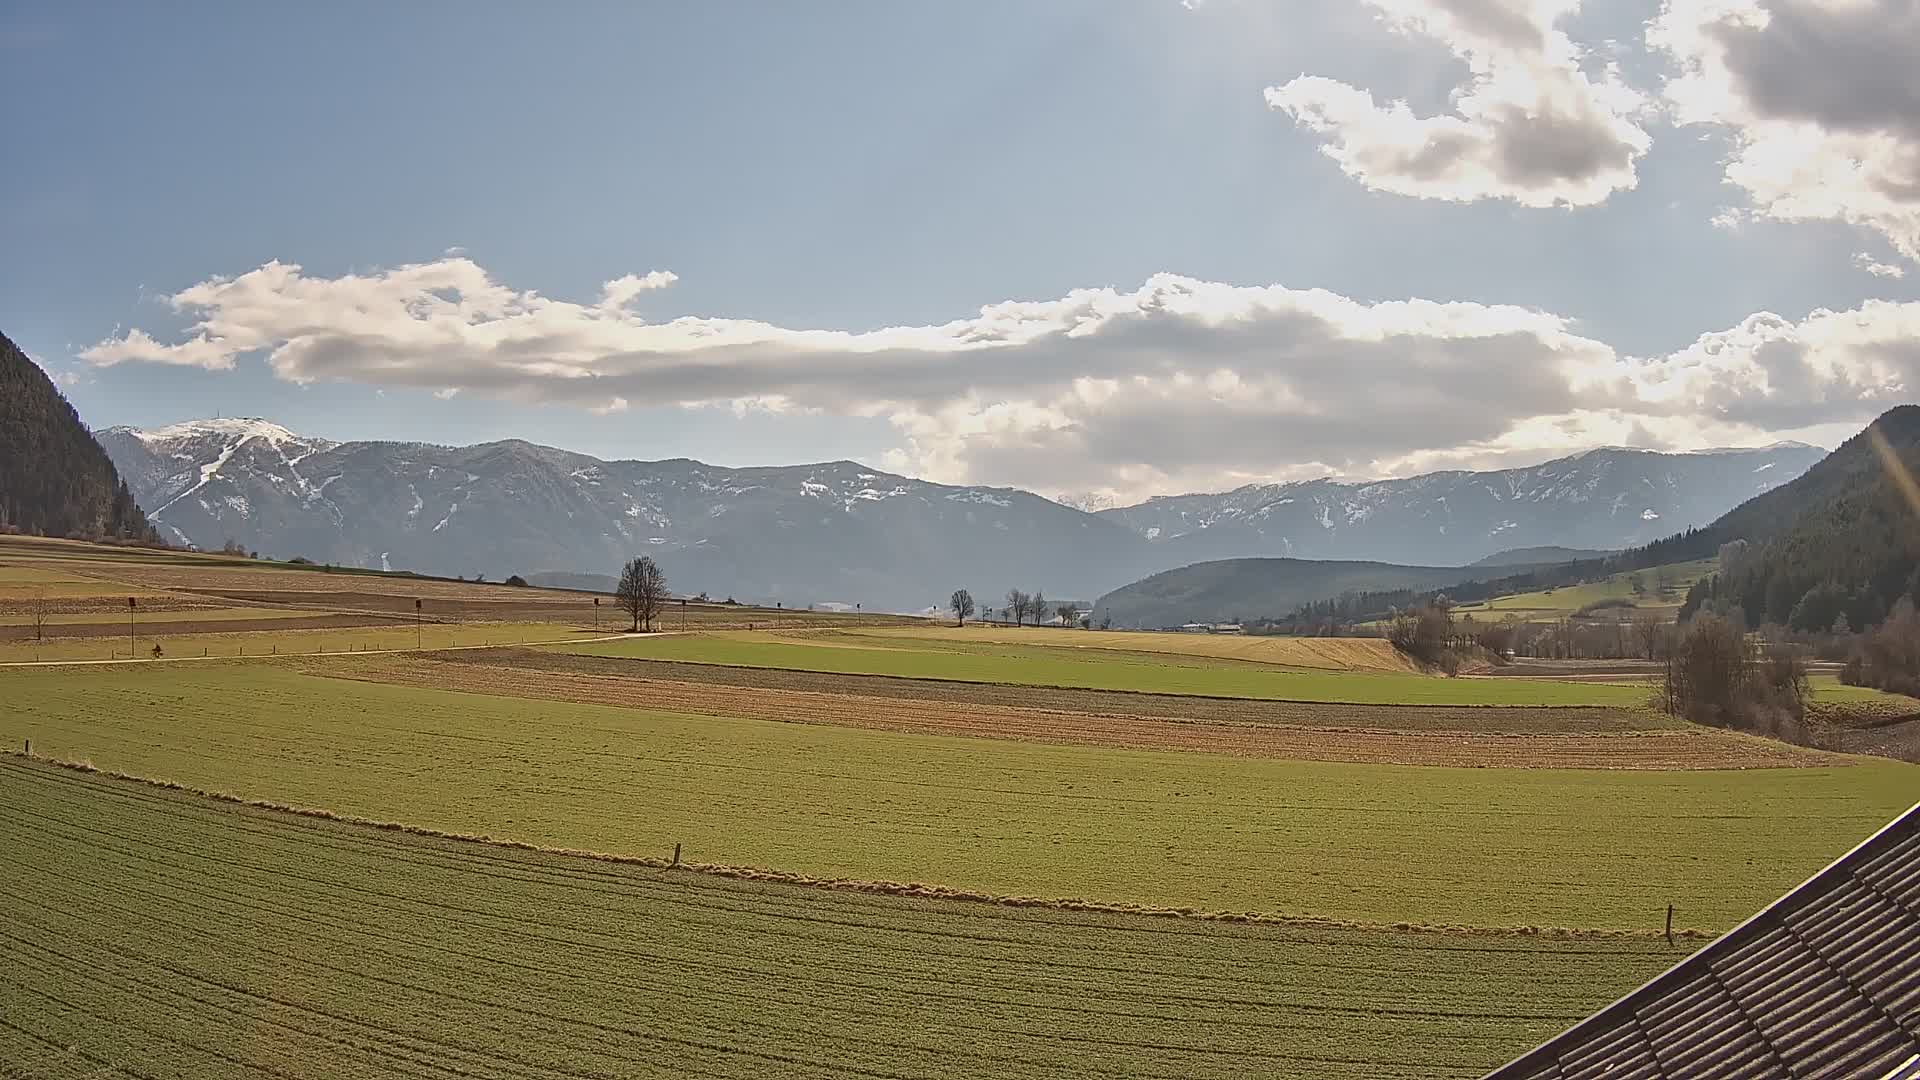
[1095,444,1826,568]
[96,418,1827,611]
[96,419,1150,611]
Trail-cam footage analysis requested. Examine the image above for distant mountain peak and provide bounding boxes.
[120,416,323,449]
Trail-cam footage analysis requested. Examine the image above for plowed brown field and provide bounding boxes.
[307,655,1828,769]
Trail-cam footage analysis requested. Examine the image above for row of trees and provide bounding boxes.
[948,588,1078,628]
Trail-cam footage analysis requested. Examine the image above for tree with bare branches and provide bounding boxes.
[950,589,975,627]
[616,556,669,631]
[1006,589,1027,627]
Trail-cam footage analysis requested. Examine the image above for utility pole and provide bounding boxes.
[414,598,422,650]
[128,596,136,657]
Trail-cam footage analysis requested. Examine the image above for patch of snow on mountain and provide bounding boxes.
[222,495,250,516]
[134,417,319,449]
[151,435,246,518]
[1755,462,1775,473]
[1641,508,1660,520]
[945,491,1011,508]
[801,481,829,498]
[433,502,459,532]
[1145,526,1161,540]
[406,486,424,521]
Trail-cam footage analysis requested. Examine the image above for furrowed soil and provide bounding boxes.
[4,662,1911,931]
[474,648,1678,733]
[317,654,1827,770]
[0,757,1686,1080]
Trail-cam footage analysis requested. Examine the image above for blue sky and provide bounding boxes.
[5,1,1918,499]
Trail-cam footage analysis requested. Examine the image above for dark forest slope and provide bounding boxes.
[0,332,154,541]
[1683,406,1920,630]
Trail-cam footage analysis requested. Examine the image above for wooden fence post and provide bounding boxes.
[672,843,681,867]
[1665,903,1674,946]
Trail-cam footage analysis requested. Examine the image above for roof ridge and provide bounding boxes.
[1484,802,1920,1078]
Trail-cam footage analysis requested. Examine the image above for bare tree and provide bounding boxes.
[1633,611,1665,660]
[1664,613,1806,729]
[1056,602,1077,628]
[1006,589,1027,627]
[950,588,975,627]
[1030,589,1047,626]
[617,556,670,631]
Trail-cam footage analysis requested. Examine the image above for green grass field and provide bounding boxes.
[555,631,1653,706]
[1453,559,1719,619]
[2,662,1909,932]
[0,757,1688,1080]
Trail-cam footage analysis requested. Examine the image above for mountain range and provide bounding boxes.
[96,418,1823,612]
[1092,444,1824,567]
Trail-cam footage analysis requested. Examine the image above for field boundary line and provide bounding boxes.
[0,631,649,668]
[0,753,1712,941]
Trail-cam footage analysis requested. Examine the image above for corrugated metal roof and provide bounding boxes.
[1486,803,1920,1079]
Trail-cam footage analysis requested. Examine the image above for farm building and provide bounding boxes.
[1486,803,1920,1079]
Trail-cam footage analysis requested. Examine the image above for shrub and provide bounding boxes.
[1662,614,1808,730]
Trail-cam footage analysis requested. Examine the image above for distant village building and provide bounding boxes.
[1485,802,1920,1078]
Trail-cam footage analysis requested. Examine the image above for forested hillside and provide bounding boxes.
[0,332,154,542]
[1284,407,1920,636]
[1681,406,1920,631]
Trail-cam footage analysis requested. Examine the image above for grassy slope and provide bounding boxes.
[1454,558,1719,618]
[3,663,1910,931]
[0,757,1684,1080]
[556,632,1651,706]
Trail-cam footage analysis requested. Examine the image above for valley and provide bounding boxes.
[2,525,1915,1077]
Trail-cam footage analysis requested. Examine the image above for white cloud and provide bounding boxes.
[600,270,678,312]
[1854,252,1907,279]
[1652,0,1920,262]
[79,256,1920,499]
[1266,0,1652,207]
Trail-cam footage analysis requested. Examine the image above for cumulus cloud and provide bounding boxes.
[1266,0,1652,207]
[1652,0,1920,261]
[79,256,1920,499]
